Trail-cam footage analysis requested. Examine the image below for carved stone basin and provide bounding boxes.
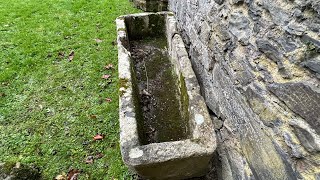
[117,12,216,180]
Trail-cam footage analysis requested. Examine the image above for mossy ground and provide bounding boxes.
[130,37,190,144]
[0,0,140,179]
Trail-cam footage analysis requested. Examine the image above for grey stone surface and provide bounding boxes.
[291,123,320,153]
[117,12,216,179]
[268,82,320,134]
[302,56,320,74]
[256,39,282,63]
[169,0,320,179]
[129,0,168,12]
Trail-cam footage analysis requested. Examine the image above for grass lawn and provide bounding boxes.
[0,0,140,179]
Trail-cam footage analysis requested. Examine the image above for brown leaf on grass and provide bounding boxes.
[95,38,103,43]
[104,63,114,70]
[67,169,80,180]
[58,52,65,59]
[93,134,104,140]
[95,153,104,159]
[85,156,94,164]
[102,74,111,79]
[90,115,97,119]
[68,51,75,62]
[105,98,112,102]
[0,93,6,97]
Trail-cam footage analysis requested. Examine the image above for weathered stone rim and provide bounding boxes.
[117,11,216,172]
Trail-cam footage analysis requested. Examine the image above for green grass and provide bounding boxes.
[0,0,140,179]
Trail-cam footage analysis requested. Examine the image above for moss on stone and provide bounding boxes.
[119,78,129,89]
[117,27,126,32]
[167,13,174,17]
[179,73,190,136]
[119,78,129,97]
[130,36,190,144]
[0,162,16,175]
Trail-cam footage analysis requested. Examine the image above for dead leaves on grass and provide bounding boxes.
[68,51,75,62]
[85,152,104,165]
[85,156,94,164]
[104,63,114,70]
[93,134,104,140]
[90,114,97,119]
[95,153,104,159]
[53,61,114,178]
[101,64,114,87]
[56,51,74,62]
[67,169,81,180]
[55,169,81,180]
[102,74,111,79]
[58,52,65,59]
[105,98,112,102]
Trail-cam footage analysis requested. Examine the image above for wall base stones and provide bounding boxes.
[169,0,320,179]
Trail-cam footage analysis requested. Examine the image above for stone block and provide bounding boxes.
[131,0,168,12]
[268,82,320,134]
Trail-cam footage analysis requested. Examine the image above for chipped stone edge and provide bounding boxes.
[117,11,217,169]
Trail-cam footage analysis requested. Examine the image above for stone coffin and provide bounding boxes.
[116,12,216,180]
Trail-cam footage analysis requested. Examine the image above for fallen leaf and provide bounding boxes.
[67,169,80,180]
[58,52,65,59]
[105,98,112,102]
[93,134,104,140]
[104,63,114,70]
[90,115,97,119]
[68,51,75,62]
[95,153,104,159]
[85,156,94,164]
[102,74,111,79]
[55,173,67,180]
[95,38,103,43]
[0,93,5,97]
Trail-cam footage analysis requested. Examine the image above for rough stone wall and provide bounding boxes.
[168,0,320,179]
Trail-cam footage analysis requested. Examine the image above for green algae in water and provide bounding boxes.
[130,37,190,144]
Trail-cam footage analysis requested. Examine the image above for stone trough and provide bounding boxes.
[117,12,216,180]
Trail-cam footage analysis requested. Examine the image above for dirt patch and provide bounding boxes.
[130,37,189,144]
